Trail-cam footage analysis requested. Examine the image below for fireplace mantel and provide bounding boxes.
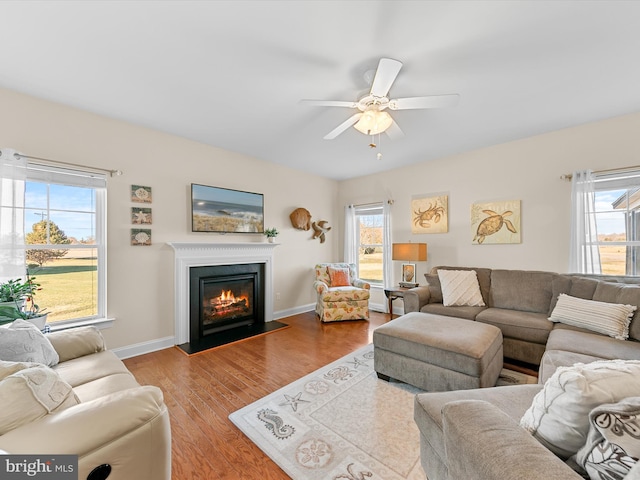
[168,242,278,344]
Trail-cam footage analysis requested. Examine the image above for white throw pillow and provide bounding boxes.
[549,293,636,340]
[520,359,640,459]
[437,269,485,307]
[0,362,79,435]
[0,319,59,366]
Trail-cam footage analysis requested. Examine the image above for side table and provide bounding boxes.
[383,286,413,317]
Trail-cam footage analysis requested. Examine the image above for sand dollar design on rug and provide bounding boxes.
[305,379,330,395]
[296,438,333,469]
[257,408,295,440]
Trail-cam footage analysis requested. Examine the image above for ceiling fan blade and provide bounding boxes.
[370,58,403,98]
[323,113,362,140]
[389,94,460,110]
[300,99,358,108]
[385,119,405,140]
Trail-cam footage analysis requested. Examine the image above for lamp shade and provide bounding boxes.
[354,109,393,135]
[392,243,427,261]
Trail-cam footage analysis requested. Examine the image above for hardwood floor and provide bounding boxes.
[123,310,391,480]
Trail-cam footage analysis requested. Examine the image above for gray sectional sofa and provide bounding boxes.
[401,266,640,480]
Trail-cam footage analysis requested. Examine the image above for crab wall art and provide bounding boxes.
[471,200,521,244]
[411,194,449,234]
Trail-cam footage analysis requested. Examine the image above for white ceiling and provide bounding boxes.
[1,1,640,180]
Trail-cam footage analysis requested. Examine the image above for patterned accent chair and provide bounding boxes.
[313,263,370,322]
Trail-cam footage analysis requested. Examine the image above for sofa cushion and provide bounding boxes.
[591,282,640,342]
[520,359,640,459]
[575,397,640,480]
[320,286,370,302]
[476,308,553,344]
[53,350,134,388]
[424,274,443,303]
[72,372,141,403]
[46,326,106,363]
[420,303,486,320]
[545,328,640,361]
[437,269,485,307]
[0,319,59,367]
[0,362,79,435]
[538,349,603,385]
[489,270,556,314]
[548,294,635,340]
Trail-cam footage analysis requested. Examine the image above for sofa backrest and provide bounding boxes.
[490,269,557,314]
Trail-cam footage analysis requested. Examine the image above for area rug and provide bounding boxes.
[229,344,537,480]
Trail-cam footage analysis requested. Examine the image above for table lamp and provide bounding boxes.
[392,243,427,288]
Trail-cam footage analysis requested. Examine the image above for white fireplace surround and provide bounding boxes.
[168,242,278,345]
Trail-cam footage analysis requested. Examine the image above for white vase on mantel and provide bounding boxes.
[268,237,275,243]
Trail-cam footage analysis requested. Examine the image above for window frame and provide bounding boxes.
[354,203,385,286]
[23,162,108,326]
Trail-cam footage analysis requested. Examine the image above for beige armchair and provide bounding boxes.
[0,326,171,480]
[313,263,370,322]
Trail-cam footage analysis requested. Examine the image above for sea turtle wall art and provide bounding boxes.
[471,200,521,244]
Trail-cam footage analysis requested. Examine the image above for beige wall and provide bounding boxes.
[0,87,338,351]
[338,112,640,308]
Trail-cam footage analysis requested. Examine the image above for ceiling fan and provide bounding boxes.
[301,58,460,140]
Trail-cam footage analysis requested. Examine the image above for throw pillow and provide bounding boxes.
[575,397,640,480]
[548,293,636,340]
[0,363,79,435]
[424,274,443,304]
[520,359,640,459]
[0,319,59,366]
[437,269,485,307]
[327,267,350,287]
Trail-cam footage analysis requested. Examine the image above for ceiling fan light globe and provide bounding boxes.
[353,110,393,135]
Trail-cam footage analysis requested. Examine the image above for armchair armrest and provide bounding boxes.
[47,326,106,362]
[0,386,171,479]
[313,280,328,294]
[352,279,370,289]
[402,286,431,313]
[443,400,581,480]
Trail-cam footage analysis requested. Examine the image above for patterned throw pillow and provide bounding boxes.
[549,294,636,340]
[0,319,59,366]
[437,269,485,307]
[520,360,640,459]
[327,267,350,287]
[575,397,640,480]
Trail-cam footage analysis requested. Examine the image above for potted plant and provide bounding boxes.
[264,227,279,243]
[0,275,47,328]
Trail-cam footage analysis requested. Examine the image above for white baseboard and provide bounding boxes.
[112,336,176,360]
[273,303,315,320]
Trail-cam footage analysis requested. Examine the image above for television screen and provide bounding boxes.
[191,184,264,233]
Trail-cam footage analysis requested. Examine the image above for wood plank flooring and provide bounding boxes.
[123,310,390,480]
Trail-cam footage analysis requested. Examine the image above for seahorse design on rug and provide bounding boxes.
[333,462,373,480]
[256,409,295,440]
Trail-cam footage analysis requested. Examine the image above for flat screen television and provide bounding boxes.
[191,183,264,233]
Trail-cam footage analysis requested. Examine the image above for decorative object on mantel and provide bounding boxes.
[264,228,279,243]
[411,194,448,234]
[131,185,152,203]
[311,220,331,243]
[132,207,152,225]
[131,228,152,246]
[471,200,521,245]
[289,208,312,231]
[392,242,427,288]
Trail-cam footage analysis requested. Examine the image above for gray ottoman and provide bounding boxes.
[373,312,503,391]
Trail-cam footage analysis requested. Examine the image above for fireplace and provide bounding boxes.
[169,242,288,354]
[189,263,265,342]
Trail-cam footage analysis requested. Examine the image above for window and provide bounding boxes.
[23,164,106,324]
[592,169,640,275]
[354,204,384,285]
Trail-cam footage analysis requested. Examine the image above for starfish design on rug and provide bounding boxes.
[333,463,374,480]
[256,408,295,440]
[346,356,369,369]
[279,392,310,412]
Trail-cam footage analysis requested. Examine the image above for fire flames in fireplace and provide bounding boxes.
[203,288,251,324]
